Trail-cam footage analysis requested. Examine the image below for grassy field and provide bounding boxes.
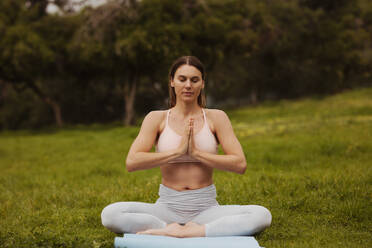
[0,87,371,247]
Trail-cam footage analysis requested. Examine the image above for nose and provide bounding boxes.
[185,80,191,88]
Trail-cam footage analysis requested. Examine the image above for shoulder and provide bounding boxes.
[143,110,167,122]
[204,108,231,132]
[205,108,230,122]
[141,110,168,132]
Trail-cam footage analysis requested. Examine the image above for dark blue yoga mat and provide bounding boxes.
[114,234,262,248]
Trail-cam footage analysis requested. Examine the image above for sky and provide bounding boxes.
[47,0,108,14]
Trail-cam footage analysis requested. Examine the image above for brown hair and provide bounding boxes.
[168,56,206,108]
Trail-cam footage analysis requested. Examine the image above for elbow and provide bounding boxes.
[236,160,247,174]
[126,165,134,173]
[125,157,136,172]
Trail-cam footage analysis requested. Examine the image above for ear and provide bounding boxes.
[201,80,205,89]
[170,77,175,87]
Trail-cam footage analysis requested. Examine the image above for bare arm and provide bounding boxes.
[126,111,182,172]
[191,110,247,174]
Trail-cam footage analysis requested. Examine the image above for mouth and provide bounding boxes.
[183,92,193,96]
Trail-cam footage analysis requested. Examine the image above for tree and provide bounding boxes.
[0,0,77,127]
[72,0,189,125]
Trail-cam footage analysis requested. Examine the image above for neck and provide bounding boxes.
[173,101,202,117]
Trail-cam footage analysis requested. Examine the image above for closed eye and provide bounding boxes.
[177,76,200,83]
[191,77,200,83]
[178,76,186,82]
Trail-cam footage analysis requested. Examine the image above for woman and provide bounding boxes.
[101,56,272,238]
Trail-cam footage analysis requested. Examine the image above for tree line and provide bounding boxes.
[1,0,371,129]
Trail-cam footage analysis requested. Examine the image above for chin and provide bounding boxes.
[181,97,196,103]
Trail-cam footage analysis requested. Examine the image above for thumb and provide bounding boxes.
[189,118,194,136]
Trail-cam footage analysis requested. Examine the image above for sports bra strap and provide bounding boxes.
[166,109,170,126]
[202,108,206,122]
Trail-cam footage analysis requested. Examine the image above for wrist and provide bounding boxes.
[174,148,183,157]
[191,149,201,159]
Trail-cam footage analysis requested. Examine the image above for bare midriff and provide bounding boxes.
[160,162,213,191]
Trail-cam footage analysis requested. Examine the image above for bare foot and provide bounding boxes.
[137,223,185,238]
[136,222,206,238]
[136,228,167,236]
[183,222,206,237]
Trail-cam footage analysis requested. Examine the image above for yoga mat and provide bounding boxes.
[114,234,262,248]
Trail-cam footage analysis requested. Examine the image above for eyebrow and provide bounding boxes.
[177,75,200,79]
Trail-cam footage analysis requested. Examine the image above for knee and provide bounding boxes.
[101,203,116,229]
[101,202,131,229]
[254,205,272,229]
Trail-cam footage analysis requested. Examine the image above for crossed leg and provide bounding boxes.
[101,201,206,237]
[136,205,272,237]
[101,202,168,234]
[101,202,271,237]
[192,204,272,236]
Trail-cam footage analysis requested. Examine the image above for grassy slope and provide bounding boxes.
[0,88,371,247]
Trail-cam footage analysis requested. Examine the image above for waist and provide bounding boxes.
[161,181,214,191]
[156,184,218,215]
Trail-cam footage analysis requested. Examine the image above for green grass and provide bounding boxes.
[1,87,372,247]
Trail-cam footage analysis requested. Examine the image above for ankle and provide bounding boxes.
[165,223,186,238]
[183,223,206,237]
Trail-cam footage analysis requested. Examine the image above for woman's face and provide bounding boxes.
[171,64,204,104]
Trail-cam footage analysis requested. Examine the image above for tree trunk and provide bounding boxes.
[0,80,10,101]
[249,88,258,105]
[27,81,64,127]
[123,78,137,126]
[45,97,63,128]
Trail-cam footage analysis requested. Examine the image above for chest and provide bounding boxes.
[158,113,216,137]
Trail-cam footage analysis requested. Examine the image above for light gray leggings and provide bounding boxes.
[101,184,272,237]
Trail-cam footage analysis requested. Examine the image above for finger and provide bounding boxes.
[188,132,192,154]
[189,118,194,133]
[188,124,192,143]
[185,122,190,136]
[188,120,193,153]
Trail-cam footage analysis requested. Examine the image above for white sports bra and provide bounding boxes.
[156,108,218,163]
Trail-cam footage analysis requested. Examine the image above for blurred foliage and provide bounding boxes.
[0,0,371,129]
